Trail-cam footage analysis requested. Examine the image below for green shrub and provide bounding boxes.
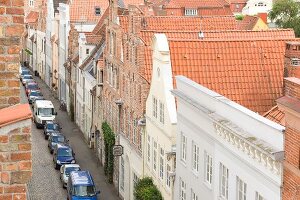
[134,177,163,200]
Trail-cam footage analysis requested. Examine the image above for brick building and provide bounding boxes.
[0,0,33,199]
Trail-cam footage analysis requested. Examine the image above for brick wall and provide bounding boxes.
[280,78,300,200]
[284,42,300,78]
[0,0,24,109]
[0,118,32,200]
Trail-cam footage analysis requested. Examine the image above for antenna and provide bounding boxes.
[198,15,204,40]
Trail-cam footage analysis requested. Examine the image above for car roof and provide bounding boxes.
[51,132,64,137]
[63,164,80,168]
[27,82,38,85]
[35,100,54,108]
[23,75,32,78]
[46,121,58,125]
[70,171,93,186]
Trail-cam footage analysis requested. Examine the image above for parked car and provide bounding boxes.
[31,96,45,107]
[67,171,100,200]
[33,100,57,128]
[28,90,43,104]
[60,164,81,188]
[44,121,61,140]
[20,68,30,80]
[53,144,75,170]
[48,132,67,154]
[21,74,34,85]
[25,82,39,96]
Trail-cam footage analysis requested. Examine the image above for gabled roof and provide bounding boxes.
[25,11,39,24]
[165,38,297,114]
[118,15,238,32]
[237,15,260,30]
[69,0,108,23]
[263,105,285,126]
[0,104,32,128]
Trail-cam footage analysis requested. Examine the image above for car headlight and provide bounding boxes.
[71,160,75,164]
[57,160,61,164]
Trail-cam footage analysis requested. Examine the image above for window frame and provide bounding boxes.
[219,163,229,200]
[181,133,187,163]
[236,177,247,200]
[204,151,213,186]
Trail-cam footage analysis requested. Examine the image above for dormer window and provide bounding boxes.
[256,2,265,6]
[291,58,300,66]
[185,9,197,16]
[95,7,101,16]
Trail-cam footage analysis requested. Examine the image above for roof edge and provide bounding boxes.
[0,104,32,128]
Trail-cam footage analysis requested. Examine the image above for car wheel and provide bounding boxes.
[44,135,48,140]
[55,163,59,170]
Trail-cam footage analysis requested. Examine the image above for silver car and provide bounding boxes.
[60,164,81,188]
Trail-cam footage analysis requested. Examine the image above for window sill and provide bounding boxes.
[203,181,212,191]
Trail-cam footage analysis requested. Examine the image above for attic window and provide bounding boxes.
[256,2,265,6]
[95,7,101,16]
[291,58,300,66]
[185,9,197,16]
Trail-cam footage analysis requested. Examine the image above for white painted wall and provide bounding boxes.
[36,30,46,80]
[173,75,284,200]
[242,0,272,16]
[144,34,177,200]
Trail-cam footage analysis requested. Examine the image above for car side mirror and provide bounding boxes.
[35,112,37,115]
[96,190,100,195]
[54,112,57,115]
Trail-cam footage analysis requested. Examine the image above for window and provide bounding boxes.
[147,135,151,163]
[152,96,157,118]
[235,4,240,8]
[237,177,247,200]
[185,9,197,16]
[159,148,164,180]
[166,164,171,188]
[255,192,265,200]
[220,163,229,199]
[192,142,199,172]
[180,178,186,200]
[291,58,300,66]
[205,152,213,185]
[86,49,89,55]
[159,101,164,124]
[120,157,124,190]
[133,172,139,188]
[133,121,137,144]
[181,133,187,162]
[153,141,157,171]
[95,7,101,15]
[29,0,34,7]
[191,189,199,200]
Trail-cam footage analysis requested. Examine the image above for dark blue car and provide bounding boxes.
[44,121,61,139]
[67,171,100,200]
[53,144,76,170]
[48,132,67,154]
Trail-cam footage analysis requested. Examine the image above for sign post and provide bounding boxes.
[113,145,123,157]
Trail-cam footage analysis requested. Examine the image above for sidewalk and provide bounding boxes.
[33,74,120,200]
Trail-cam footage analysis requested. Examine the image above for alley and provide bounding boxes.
[21,74,119,200]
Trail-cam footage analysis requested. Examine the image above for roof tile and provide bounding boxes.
[0,104,32,128]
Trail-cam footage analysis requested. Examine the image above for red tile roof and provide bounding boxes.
[25,11,39,24]
[85,32,102,44]
[166,39,299,114]
[0,104,32,128]
[92,8,110,35]
[119,15,238,32]
[69,0,108,23]
[164,0,229,8]
[237,15,260,30]
[263,105,285,126]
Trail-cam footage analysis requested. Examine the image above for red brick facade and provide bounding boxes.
[0,0,25,108]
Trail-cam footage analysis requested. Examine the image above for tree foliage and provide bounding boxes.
[269,0,300,37]
[102,122,115,183]
[134,177,163,200]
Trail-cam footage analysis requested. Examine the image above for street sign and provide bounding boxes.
[113,145,123,156]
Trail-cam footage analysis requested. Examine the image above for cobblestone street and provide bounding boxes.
[21,74,119,200]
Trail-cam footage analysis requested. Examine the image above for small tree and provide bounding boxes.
[134,177,163,200]
[269,0,300,37]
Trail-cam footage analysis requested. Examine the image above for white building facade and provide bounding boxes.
[144,34,177,200]
[242,0,272,16]
[172,76,284,200]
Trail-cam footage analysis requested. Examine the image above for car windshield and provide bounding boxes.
[28,84,38,90]
[73,185,96,197]
[23,75,32,79]
[57,148,72,157]
[65,167,80,176]
[47,123,60,131]
[38,108,53,116]
[30,91,42,97]
[21,70,30,75]
[52,135,65,143]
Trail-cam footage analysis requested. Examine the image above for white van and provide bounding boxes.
[33,100,57,128]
